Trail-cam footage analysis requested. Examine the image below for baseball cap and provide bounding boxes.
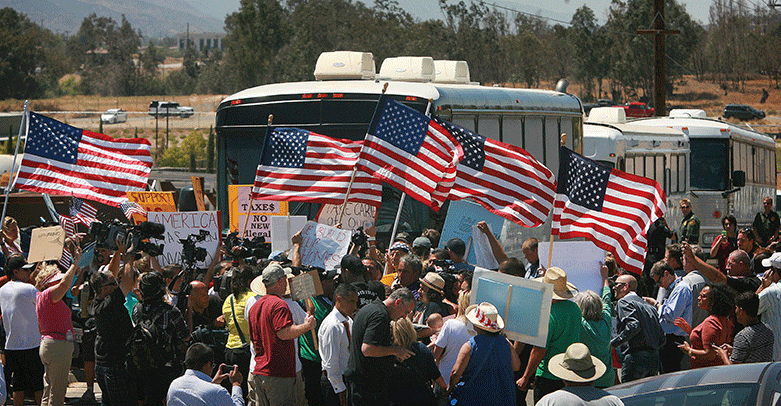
[5,256,31,273]
[413,237,431,249]
[261,263,287,286]
[389,241,411,253]
[340,255,367,276]
[394,232,412,245]
[762,252,781,269]
[446,238,466,256]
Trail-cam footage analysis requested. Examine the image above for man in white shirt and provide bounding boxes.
[167,342,244,406]
[0,255,43,406]
[318,283,358,406]
[757,252,781,361]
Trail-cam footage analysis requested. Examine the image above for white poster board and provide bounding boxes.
[471,268,553,347]
[299,221,351,271]
[148,211,222,268]
[471,224,499,270]
[270,216,308,252]
[28,226,65,263]
[539,241,606,296]
[316,202,376,231]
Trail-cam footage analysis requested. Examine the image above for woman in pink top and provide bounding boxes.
[676,283,734,369]
[35,246,82,406]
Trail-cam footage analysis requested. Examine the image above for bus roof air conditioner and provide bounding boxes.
[433,60,470,84]
[378,57,435,82]
[314,51,376,80]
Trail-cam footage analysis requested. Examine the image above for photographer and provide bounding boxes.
[188,280,228,365]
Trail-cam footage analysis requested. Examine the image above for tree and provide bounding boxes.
[207,126,215,173]
[0,8,51,99]
[570,6,600,101]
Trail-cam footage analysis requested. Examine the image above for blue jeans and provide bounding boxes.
[95,363,137,406]
[622,349,660,383]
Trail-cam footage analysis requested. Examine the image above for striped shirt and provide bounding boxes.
[730,322,774,364]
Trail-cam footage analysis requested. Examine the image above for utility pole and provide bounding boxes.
[638,0,679,116]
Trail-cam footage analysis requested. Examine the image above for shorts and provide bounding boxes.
[80,325,96,362]
[5,347,44,393]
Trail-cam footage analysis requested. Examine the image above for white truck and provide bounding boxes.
[148,101,194,118]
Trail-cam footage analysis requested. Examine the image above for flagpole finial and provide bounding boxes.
[382,83,388,94]
[267,115,274,125]
[560,133,567,146]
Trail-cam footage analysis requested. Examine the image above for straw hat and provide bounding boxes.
[536,267,578,300]
[250,263,293,296]
[420,272,445,294]
[465,302,504,333]
[548,343,606,383]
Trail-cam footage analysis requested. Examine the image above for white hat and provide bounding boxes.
[762,252,781,269]
[548,343,606,383]
[465,302,504,333]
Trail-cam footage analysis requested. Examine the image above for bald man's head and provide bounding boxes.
[614,274,637,300]
[189,281,210,312]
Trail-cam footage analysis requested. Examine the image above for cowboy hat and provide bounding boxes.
[548,343,606,383]
[536,267,578,300]
[250,263,293,296]
[420,272,445,295]
[465,302,504,333]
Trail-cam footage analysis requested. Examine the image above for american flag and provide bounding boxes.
[58,214,75,269]
[252,128,382,206]
[434,118,556,228]
[120,201,147,222]
[16,112,152,206]
[552,146,666,274]
[357,96,462,211]
[70,197,98,226]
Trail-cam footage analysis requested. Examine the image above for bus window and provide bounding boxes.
[560,119,574,149]
[690,139,728,190]
[503,117,522,148]
[525,117,544,165]
[679,154,687,192]
[322,99,379,124]
[222,101,321,126]
[479,115,501,141]
[546,119,559,169]
[225,132,265,185]
[626,157,635,175]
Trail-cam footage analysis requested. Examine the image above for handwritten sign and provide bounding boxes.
[471,268,553,347]
[539,241,605,296]
[300,221,351,270]
[472,224,499,269]
[289,270,324,301]
[270,216,308,252]
[315,202,376,231]
[228,185,288,237]
[127,191,177,213]
[440,199,504,263]
[147,211,222,268]
[28,226,66,263]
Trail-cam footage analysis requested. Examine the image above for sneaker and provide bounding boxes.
[78,389,95,405]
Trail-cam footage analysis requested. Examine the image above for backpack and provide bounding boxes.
[127,303,173,371]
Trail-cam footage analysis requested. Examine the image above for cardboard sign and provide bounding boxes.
[300,221,351,270]
[270,216,308,252]
[228,185,289,238]
[471,268,553,347]
[440,199,504,263]
[147,211,222,268]
[127,191,177,212]
[315,202,376,231]
[191,176,206,211]
[289,270,324,301]
[539,241,606,296]
[472,224,500,269]
[28,226,66,263]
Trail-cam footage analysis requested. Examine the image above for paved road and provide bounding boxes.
[65,112,217,131]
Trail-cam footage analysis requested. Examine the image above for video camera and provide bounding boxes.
[224,232,269,264]
[87,220,165,256]
[181,230,210,266]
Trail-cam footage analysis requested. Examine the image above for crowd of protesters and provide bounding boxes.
[0,195,777,406]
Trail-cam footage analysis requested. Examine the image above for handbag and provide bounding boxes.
[449,336,497,406]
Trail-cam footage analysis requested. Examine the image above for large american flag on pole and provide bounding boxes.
[552,146,666,274]
[16,112,152,206]
[434,118,556,228]
[252,128,382,207]
[357,96,462,211]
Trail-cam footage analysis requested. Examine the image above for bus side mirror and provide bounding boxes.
[732,170,746,188]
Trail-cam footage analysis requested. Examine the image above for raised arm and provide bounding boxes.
[682,242,726,284]
[477,221,508,265]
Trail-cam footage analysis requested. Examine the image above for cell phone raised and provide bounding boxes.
[220,364,235,374]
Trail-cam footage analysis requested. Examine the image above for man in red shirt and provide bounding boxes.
[248,264,315,406]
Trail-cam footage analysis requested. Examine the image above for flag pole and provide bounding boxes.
[2,101,29,224]
[547,133,567,270]
[339,83,391,225]
[242,114,273,238]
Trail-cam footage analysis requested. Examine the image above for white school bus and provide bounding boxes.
[215,52,584,247]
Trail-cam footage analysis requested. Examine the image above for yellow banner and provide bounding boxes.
[228,185,289,237]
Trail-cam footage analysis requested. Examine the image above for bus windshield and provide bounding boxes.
[689,138,728,191]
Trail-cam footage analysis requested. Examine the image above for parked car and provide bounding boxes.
[723,103,765,120]
[607,362,781,406]
[100,109,127,124]
[583,99,616,115]
[623,102,654,118]
[148,101,194,118]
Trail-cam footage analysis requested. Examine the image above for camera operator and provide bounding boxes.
[188,280,228,365]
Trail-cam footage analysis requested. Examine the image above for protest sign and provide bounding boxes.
[191,176,206,211]
[288,270,324,302]
[228,185,289,238]
[270,216,308,252]
[315,202,376,231]
[28,226,65,263]
[471,224,499,269]
[471,268,552,347]
[539,241,605,296]
[147,211,222,268]
[440,199,504,264]
[299,221,351,270]
[127,191,177,213]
